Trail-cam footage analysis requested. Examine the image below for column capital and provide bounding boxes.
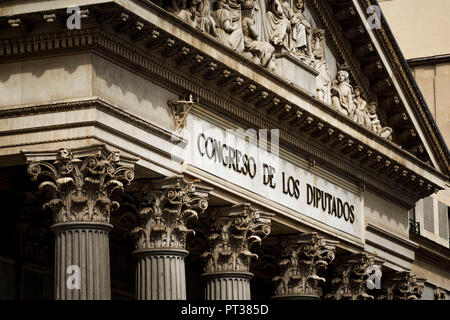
[378,271,425,300]
[325,251,383,300]
[131,176,210,250]
[27,148,134,224]
[434,287,447,300]
[273,233,338,299]
[201,203,273,273]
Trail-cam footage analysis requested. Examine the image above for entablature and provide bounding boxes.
[0,0,448,206]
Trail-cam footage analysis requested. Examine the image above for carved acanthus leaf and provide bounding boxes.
[325,252,382,300]
[28,148,134,223]
[273,233,338,297]
[131,176,210,250]
[377,272,425,300]
[202,204,273,273]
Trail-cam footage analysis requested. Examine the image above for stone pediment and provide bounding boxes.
[143,0,446,176]
[0,0,448,204]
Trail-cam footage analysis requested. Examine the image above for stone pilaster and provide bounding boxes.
[201,204,273,300]
[131,176,210,300]
[377,271,425,300]
[324,252,381,300]
[28,148,134,300]
[272,233,338,300]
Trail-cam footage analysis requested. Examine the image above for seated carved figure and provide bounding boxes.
[212,0,244,52]
[366,102,393,140]
[312,29,331,104]
[266,0,292,50]
[241,0,276,70]
[331,70,355,117]
[176,0,217,36]
[290,0,312,58]
[353,87,370,127]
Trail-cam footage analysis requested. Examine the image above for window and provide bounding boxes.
[409,206,420,234]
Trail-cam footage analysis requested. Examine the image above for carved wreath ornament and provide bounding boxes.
[131,178,209,250]
[27,148,134,224]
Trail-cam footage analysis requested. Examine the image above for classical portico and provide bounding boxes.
[0,0,448,301]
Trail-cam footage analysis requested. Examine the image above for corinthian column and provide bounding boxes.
[272,233,338,300]
[201,204,273,300]
[131,176,210,300]
[324,252,382,300]
[27,148,134,300]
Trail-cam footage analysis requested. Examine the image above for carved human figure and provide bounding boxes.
[331,69,355,116]
[290,0,312,59]
[212,0,245,52]
[266,0,292,50]
[311,29,331,104]
[241,0,276,70]
[252,0,270,43]
[175,0,217,36]
[353,87,370,127]
[366,102,393,140]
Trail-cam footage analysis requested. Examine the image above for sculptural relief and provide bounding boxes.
[312,29,331,104]
[169,0,217,36]
[329,70,394,140]
[160,0,394,140]
[241,0,276,70]
[266,0,292,50]
[331,69,355,117]
[165,0,334,74]
[353,87,370,128]
[290,0,313,60]
[366,102,393,140]
[212,0,245,52]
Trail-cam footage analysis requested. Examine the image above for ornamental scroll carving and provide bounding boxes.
[27,148,134,224]
[131,176,209,250]
[272,233,338,297]
[202,204,273,273]
[377,272,425,300]
[325,252,381,300]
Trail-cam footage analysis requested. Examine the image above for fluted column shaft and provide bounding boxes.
[202,272,253,300]
[134,249,188,300]
[52,222,112,300]
[131,176,210,300]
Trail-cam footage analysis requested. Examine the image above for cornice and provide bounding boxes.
[358,0,450,177]
[409,232,450,271]
[0,5,445,207]
[366,223,419,251]
[0,98,186,144]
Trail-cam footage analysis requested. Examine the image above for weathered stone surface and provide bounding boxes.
[272,233,338,299]
[131,176,210,300]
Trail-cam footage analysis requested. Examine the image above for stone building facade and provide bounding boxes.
[0,0,448,300]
